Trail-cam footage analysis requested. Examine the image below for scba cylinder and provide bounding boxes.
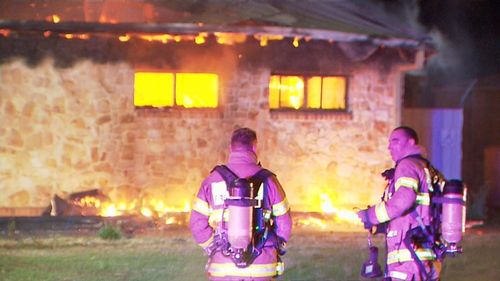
[441,180,466,245]
[226,179,255,249]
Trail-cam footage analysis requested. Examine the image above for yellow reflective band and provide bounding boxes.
[389,271,408,280]
[424,168,434,192]
[192,197,211,216]
[387,248,436,264]
[208,262,283,277]
[375,202,390,223]
[263,210,272,221]
[277,261,285,275]
[395,177,418,192]
[272,198,290,216]
[416,192,430,205]
[198,234,214,248]
[208,209,229,225]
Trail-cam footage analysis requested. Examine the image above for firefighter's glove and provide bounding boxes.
[357,209,373,230]
[278,238,287,256]
[374,223,387,234]
[381,168,395,181]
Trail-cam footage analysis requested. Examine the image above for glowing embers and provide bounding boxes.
[46,14,60,23]
[0,29,10,37]
[134,72,219,108]
[215,32,247,45]
[269,75,347,110]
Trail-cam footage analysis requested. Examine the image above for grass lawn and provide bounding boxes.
[0,226,499,281]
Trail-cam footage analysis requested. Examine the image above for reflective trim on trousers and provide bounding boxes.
[208,261,284,278]
[388,270,408,280]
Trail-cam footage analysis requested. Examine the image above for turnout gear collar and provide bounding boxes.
[395,145,426,164]
[228,150,258,164]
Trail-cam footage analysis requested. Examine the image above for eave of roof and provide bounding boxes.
[0,20,429,49]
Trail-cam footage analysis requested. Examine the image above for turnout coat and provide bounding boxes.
[364,148,440,281]
[190,150,292,281]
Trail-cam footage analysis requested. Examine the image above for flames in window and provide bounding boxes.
[134,72,218,108]
[269,75,347,110]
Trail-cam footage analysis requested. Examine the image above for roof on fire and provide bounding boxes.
[0,0,432,48]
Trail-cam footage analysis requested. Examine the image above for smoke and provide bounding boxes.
[417,0,500,81]
[371,0,500,82]
[423,28,473,82]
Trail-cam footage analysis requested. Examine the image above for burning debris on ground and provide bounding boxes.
[0,188,191,237]
[0,187,365,237]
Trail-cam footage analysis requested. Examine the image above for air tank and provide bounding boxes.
[226,178,254,249]
[441,180,466,246]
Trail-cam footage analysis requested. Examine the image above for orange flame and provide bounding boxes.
[119,34,131,42]
[0,29,11,37]
[71,194,190,224]
[62,33,89,40]
[294,194,362,230]
[195,33,208,44]
[51,15,60,23]
[320,193,360,224]
[71,191,362,230]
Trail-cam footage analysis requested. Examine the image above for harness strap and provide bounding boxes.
[403,227,433,281]
[212,165,239,192]
[432,197,465,205]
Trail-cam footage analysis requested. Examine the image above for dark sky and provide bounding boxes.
[378,0,500,84]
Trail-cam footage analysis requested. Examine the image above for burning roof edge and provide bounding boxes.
[0,20,432,49]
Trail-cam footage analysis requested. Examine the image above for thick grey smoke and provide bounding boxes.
[371,0,500,82]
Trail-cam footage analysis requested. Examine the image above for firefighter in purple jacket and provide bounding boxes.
[357,126,441,281]
[190,127,292,281]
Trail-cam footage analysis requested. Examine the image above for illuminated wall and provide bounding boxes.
[0,36,415,213]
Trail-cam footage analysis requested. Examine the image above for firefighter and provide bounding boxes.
[190,127,292,281]
[357,126,441,281]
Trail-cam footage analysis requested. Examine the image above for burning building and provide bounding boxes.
[0,1,433,224]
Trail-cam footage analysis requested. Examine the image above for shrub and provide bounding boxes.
[7,220,16,237]
[98,224,122,240]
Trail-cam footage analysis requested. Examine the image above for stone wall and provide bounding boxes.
[0,37,413,212]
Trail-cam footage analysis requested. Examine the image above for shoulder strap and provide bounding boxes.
[249,169,274,193]
[212,165,238,191]
[250,169,275,184]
